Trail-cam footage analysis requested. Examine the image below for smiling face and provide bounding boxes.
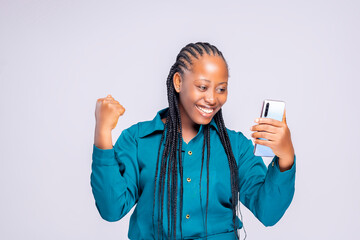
[173,54,229,130]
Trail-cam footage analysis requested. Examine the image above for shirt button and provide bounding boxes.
[272,161,274,167]
[187,177,191,182]
[188,151,192,155]
[186,214,190,219]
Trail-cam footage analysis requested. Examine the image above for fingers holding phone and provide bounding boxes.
[252,99,286,157]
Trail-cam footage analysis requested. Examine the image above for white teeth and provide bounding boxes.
[196,105,213,114]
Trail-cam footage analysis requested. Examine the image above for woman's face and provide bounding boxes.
[173,54,229,128]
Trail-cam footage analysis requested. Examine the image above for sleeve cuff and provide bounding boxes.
[92,144,117,165]
[267,154,296,186]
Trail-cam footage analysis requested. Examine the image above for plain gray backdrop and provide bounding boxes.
[1,0,359,239]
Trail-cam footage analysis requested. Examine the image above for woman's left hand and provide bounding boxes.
[250,109,295,171]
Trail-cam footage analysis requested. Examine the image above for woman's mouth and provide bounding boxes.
[195,105,214,117]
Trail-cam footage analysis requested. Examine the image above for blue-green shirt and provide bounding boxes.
[90,107,296,240]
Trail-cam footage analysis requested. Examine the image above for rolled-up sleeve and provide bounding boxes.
[90,127,140,222]
[237,132,296,227]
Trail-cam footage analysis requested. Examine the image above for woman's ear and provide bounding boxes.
[173,72,182,93]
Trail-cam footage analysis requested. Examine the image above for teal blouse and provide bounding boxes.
[90,107,296,240]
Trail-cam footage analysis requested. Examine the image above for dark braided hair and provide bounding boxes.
[152,42,246,240]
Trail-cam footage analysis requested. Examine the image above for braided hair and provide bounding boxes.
[152,42,246,240]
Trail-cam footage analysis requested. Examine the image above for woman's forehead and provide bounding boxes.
[184,55,228,81]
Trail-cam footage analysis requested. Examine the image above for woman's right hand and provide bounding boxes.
[95,94,125,132]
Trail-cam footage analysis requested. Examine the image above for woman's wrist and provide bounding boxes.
[94,125,113,150]
[278,154,295,172]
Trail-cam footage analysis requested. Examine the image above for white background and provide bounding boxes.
[0,0,359,239]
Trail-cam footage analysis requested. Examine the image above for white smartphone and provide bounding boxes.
[253,99,286,157]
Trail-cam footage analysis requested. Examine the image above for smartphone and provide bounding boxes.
[253,99,286,157]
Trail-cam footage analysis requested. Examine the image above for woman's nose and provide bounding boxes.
[204,90,216,105]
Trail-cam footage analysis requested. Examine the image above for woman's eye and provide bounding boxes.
[198,86,226,92]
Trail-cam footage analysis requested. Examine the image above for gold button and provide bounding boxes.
[272,161,274,167]
[187,177,191,182]
[188,151,192,155]
[186,214,190,219]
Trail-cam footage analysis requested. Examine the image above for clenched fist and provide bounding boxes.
[95,94,125,131]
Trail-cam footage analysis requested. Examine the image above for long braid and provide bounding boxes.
[215,109,246,239]
[168,86,178,239]
[166,66,178,239]
[173,91,183,240]
[206,123,210,237]
[152,65,177,239]
[152,42,246,240]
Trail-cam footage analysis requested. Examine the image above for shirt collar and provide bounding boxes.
[138,107,219,139]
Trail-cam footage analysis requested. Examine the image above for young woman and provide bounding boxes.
[91,42,296,240]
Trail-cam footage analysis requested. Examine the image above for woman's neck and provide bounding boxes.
[178,104,200,143]
[161,106,200,144]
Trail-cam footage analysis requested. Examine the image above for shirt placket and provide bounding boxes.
[181,134,205,235]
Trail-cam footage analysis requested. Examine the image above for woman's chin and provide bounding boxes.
[194,116,213,126]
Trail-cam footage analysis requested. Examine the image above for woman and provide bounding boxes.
[91,42,296,240]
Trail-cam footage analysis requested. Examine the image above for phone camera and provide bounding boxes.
[264,103,269,117]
